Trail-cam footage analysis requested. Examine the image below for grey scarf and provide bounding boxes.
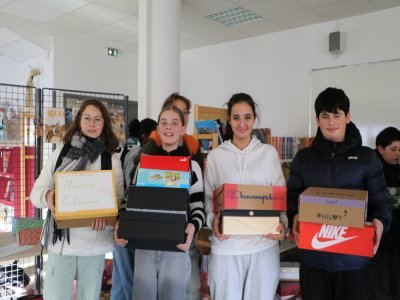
[43,134,106,249]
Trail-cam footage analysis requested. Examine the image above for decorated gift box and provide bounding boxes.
[17,227,42,246]
[12,217,44,236]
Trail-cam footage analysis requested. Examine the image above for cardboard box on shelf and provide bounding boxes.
[221,210,280,235]
[214,184,286,212]
[299,187,368,228]
[118,210,186,252]
[298,221,374,257]
[55,170,118,229]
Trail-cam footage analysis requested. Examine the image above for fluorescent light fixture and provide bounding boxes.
[206,7,263,27]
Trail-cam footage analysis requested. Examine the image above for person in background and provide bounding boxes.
[111,118,157,300]
[287,87,392,300]
[204,93,287,300]
[116,105,205,300]
[134,92,203,171]
[368,126,400,300]
[132,92,204,300]
[30,99,124,300]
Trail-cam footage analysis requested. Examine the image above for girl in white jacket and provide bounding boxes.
[30,99,124,300]
[204,93,287,300]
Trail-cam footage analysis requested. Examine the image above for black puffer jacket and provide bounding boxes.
[287,122,392,272]
[374,149,400,254]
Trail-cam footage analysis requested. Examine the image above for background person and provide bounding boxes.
[368,126,400,300]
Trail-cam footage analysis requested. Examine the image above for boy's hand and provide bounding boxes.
[114,220,128,247]
[292,214,300,244]
[212,212,230,241]
[372,218,383,255]
[177,223,195,251]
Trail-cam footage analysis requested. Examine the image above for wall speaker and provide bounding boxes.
[329,31,344,54]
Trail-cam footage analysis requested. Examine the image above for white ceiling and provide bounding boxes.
[0,0,399,62]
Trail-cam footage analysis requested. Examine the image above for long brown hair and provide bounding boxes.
[224,93,257,141]
[63,99,120,152]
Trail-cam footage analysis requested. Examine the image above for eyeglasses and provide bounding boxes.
[81,115,104,126]
[183,110,190,115]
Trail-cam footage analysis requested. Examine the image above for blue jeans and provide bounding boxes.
[133,249,191,300]
[110,245,135,300]
[187,243,201,300]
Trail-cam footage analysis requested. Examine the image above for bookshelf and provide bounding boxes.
[0,113,35,218]
[193,104,227,149]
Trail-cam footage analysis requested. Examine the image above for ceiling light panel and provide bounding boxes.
[206,6,263,27]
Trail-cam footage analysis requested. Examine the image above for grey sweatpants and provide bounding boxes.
[208,244,280,300]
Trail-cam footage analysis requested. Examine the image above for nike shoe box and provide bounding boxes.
[298,221,374,257]
[221,210,280,235]
[298,187,368,228]
[119,186,189,252]
[214,184,286,213]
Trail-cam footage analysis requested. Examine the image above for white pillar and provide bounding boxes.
[138,0,182,120]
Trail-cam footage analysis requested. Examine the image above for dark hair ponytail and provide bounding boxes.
[223,93,257,141]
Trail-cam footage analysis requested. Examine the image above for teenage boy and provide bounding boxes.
[287,87,392,300]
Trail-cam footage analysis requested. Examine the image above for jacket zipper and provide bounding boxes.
[329,147,336,271]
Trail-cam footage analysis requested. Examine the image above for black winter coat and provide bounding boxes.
[287,122,392,272]
[374,149,400,254]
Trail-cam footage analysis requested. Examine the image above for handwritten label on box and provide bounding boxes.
[55,170,117,213]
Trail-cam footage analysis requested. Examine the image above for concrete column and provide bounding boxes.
[138,0,182,120]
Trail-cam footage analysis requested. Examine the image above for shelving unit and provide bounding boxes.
[193,104,227,149]
[0,113,35,218]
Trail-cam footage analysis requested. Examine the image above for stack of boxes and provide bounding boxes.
[118,155,191,252]
[213,184,286,235]
[297,187,374,257]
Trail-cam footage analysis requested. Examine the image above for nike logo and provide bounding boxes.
[311,233,357,249]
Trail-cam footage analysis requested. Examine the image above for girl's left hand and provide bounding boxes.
[264,220,286,240]
[91,218,106,231]
[177,223,195,251]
